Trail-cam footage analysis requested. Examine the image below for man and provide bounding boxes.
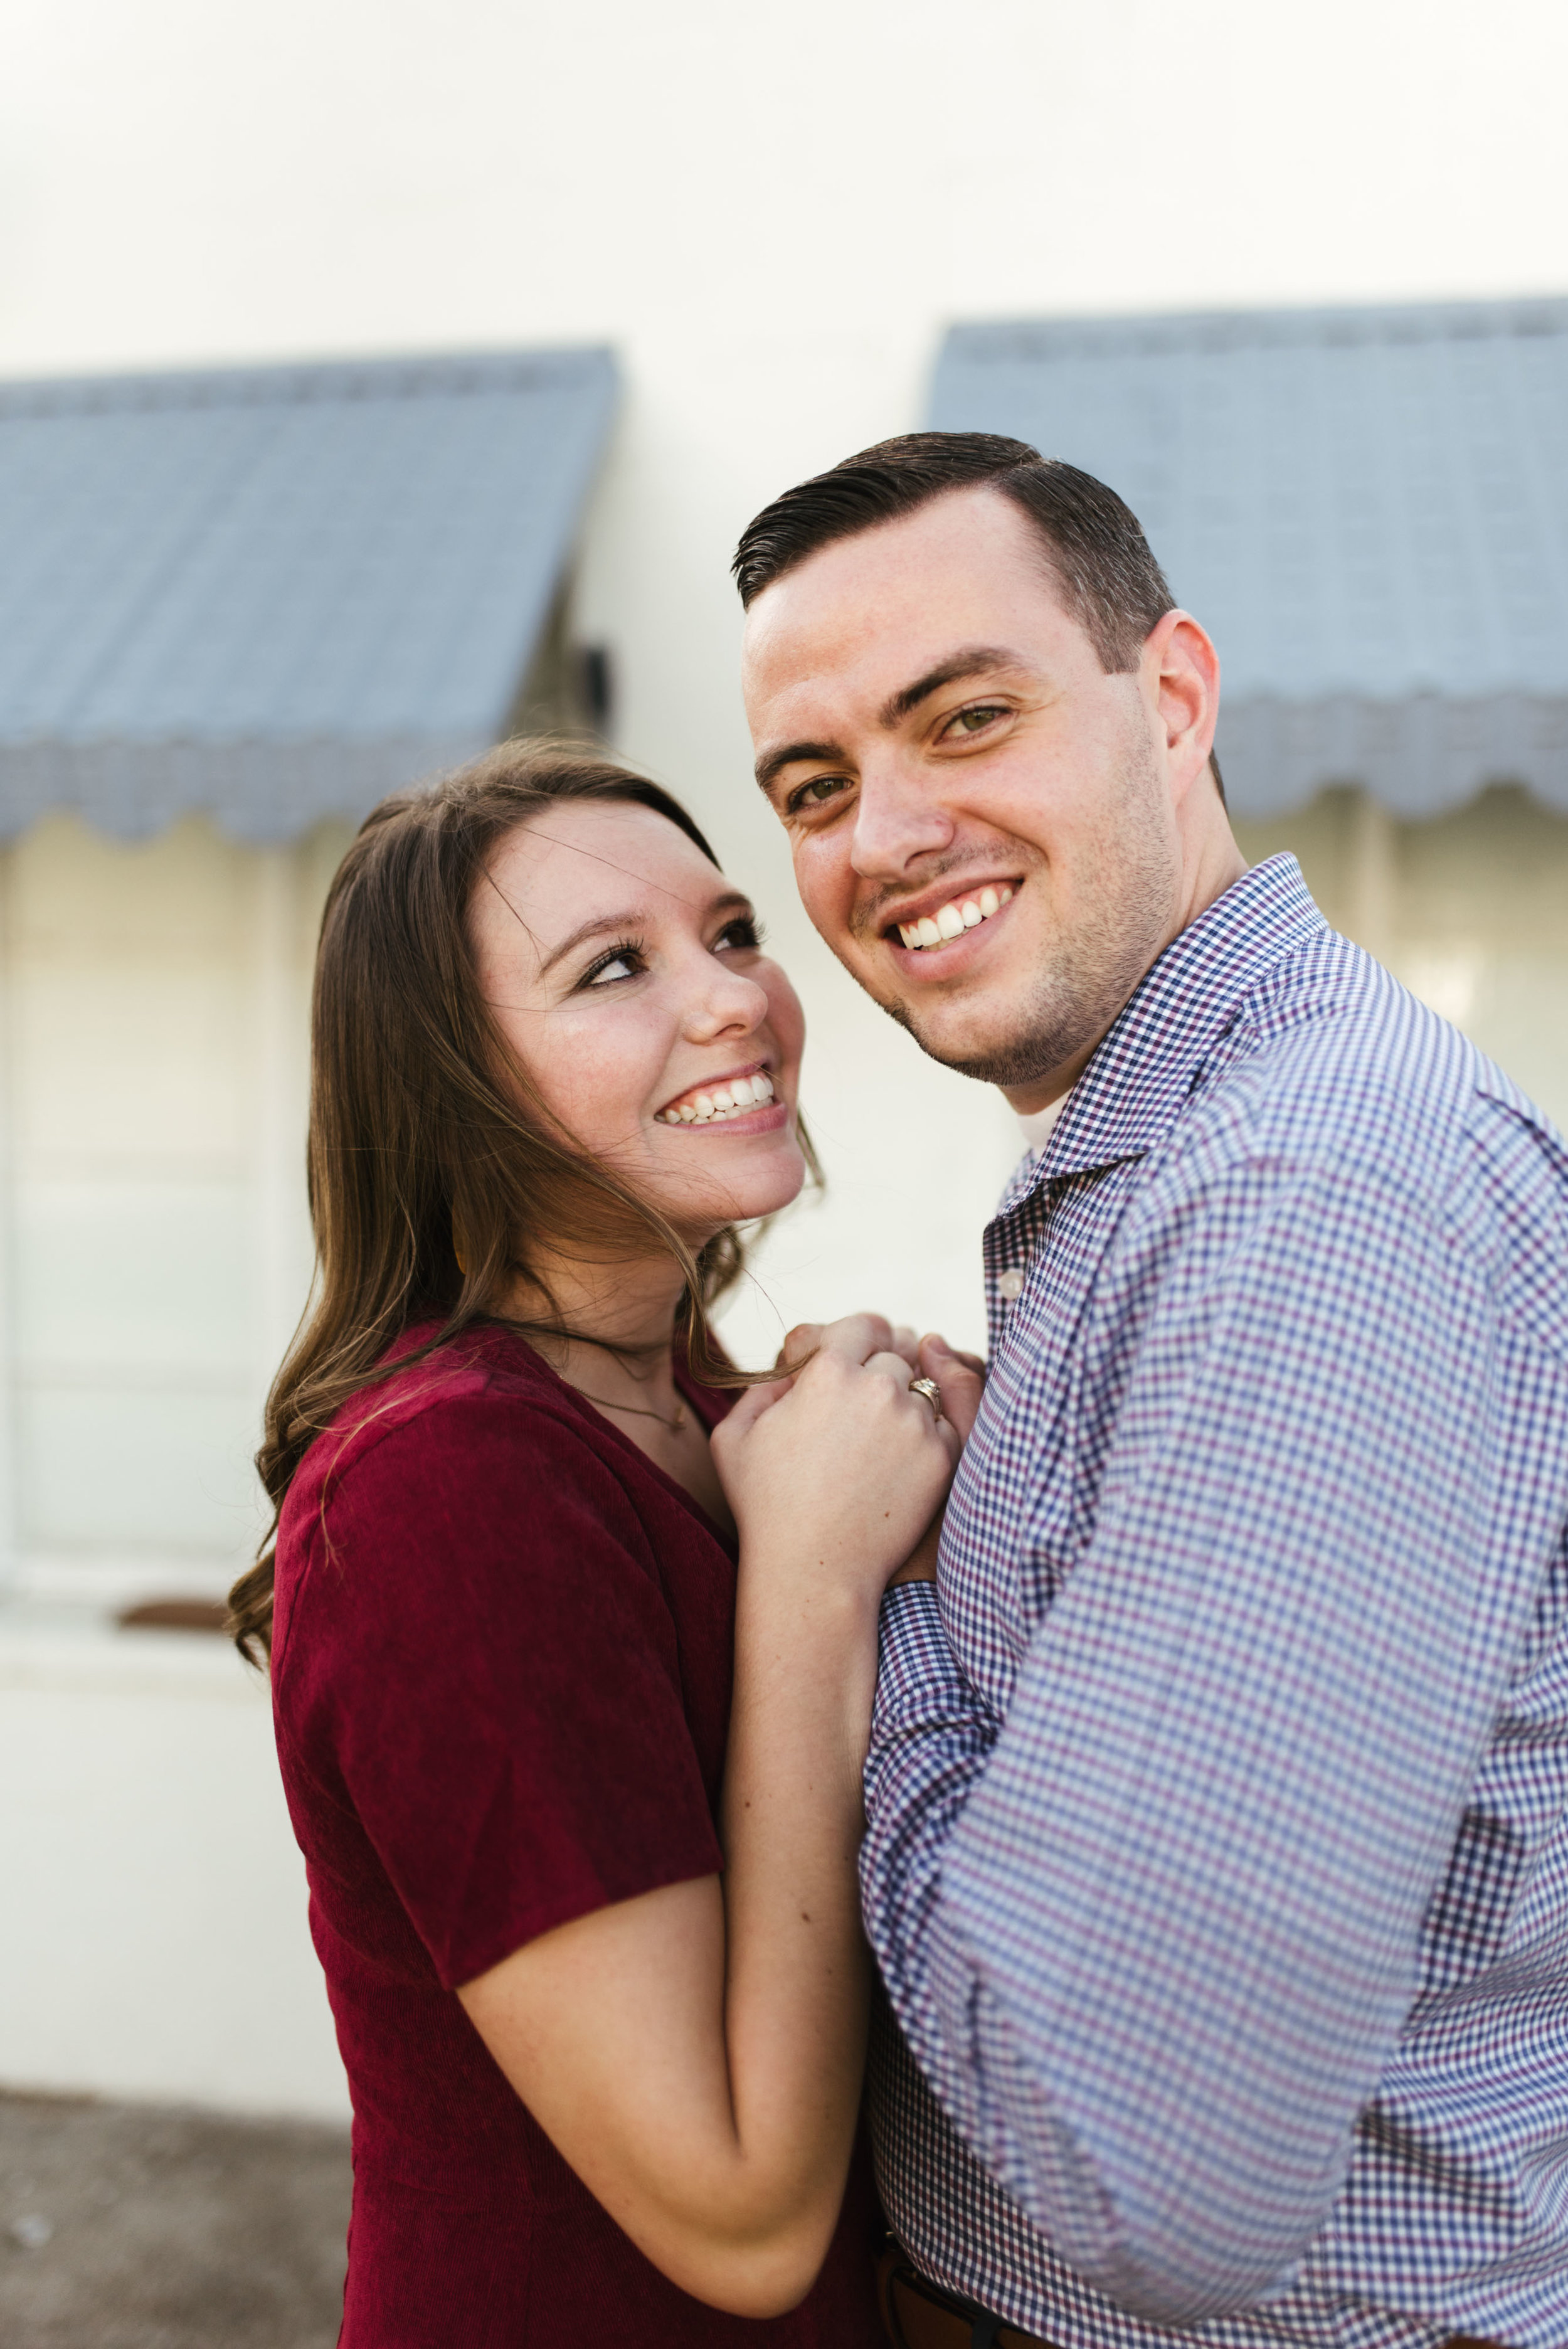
[734,434,1568,2349]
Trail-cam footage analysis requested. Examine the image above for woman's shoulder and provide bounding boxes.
[271,1322,667,1673]
[279,1322,640,1563]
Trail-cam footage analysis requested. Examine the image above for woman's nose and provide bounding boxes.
[685,960,770,1040]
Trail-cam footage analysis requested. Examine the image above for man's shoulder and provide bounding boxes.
[1171,929,1568,1264]
[1215,930,1550,1154]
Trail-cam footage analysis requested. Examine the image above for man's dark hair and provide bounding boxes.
[733,430,1224,800]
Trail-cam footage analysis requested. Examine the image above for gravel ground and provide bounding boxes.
[0,2091,350,2348]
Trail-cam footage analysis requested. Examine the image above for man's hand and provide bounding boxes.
[888,1335,987,1584]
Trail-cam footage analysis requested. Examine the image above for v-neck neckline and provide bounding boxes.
[521,1335,738,1555]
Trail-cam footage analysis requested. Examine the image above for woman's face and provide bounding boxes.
[470,798,808,1238]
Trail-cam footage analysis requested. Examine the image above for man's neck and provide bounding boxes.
[1004,825,1248,1121]
[1015,1091,1073,1154]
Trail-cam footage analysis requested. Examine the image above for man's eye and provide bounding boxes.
[947,704,1007,737]
[786,776,846,816]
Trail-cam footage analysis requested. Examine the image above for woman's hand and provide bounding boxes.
[466,1319,959,2317]
[773,1318,921,1375]
[713,1313,958,1610]
[460,1324,980,2318]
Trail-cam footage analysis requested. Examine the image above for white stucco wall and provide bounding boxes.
[2,817,345,1604]
[1,0,1565,2116]
[0,1618,349,2119]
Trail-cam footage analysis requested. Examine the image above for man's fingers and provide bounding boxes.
[888,1512,942,1587]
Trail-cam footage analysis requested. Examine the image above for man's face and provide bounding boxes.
[741,487,1198,1103]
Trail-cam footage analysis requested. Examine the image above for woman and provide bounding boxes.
[228,741,974,2345]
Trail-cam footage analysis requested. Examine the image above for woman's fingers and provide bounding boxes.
[712,1376,793,1450]
[718,1330,955,1592]
[864,1351,963,1471]
[776,1322,822,1372]
[917,1334,987,1445]
[776,1313,893,1375]
[824,1312,896,1362]
[778,1313,924,1376]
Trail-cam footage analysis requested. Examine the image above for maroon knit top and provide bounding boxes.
[269,1320,881,2347]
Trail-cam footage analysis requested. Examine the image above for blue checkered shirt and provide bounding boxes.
[861,856,1568,2348]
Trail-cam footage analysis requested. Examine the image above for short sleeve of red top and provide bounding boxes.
[268,1323,881,2349]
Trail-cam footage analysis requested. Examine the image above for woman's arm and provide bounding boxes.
[457,1315,956,2316]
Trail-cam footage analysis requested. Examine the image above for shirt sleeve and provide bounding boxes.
[860,1139,1542,2325]
[289,1392,724,1990]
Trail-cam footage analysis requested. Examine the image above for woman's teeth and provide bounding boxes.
[659,1069,776,1126]
[898,883,1014,951]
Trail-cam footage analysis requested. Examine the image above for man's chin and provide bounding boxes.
[878,987,1081,1091]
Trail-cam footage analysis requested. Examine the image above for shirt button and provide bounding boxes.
[995,1267,1026,1302]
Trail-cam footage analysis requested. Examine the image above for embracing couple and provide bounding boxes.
[231,435,1568,2349]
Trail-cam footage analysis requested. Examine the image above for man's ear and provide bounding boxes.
[1145,609,1220,808]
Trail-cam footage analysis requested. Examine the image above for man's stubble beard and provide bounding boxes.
[878,733,1177,1091]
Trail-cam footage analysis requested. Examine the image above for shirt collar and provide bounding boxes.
[1012,855,1326,1198]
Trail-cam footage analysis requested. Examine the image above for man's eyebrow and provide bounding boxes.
[538,889,753,978]
[877,645,1032,729]
[754,738,848,798]
[753,648,1035,797]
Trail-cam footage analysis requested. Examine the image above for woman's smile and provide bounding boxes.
[656,1062,780,1127]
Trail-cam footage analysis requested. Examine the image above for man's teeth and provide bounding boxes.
[659,1069,776,1125]
[898,884,1014,951]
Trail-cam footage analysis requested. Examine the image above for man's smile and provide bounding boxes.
[874,877,1022,970]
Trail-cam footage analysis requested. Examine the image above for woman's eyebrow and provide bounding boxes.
[538,909,647,977]
[538,889,753,978]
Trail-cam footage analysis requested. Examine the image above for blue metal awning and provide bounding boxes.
[932,300,1568,817]
[0,346,618,841]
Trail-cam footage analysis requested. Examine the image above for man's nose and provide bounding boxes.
[849,759,955,881]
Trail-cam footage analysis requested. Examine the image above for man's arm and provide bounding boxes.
[862,1146,1539,2325]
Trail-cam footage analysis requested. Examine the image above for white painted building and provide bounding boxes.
[1,0,1565,2122]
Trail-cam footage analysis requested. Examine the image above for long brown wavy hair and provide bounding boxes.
[228,739,810,1666]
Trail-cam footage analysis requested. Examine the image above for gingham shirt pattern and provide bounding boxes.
[861,856,1568,2349]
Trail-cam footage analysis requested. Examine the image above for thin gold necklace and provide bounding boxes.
[574,1387,687,1434]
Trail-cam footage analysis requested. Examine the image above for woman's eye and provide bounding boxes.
[713,916,762,955]
[948,703,1007,737]
[583,948,644,988]
[787,775,845,815]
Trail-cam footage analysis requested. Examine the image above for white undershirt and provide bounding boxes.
[1015,1091,1071,1156]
